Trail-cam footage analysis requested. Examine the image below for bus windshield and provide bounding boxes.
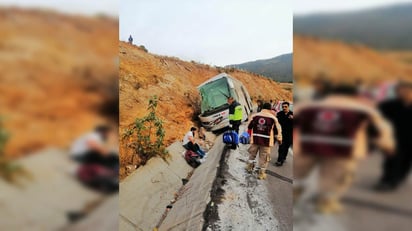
[199,78,231,113]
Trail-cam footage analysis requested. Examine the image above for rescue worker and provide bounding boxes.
[276,101,293,166]
[227,96,243,134]
[294,85,394,213]
[375,81,412,191]
[246,103,282,180]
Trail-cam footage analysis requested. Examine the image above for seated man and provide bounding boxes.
[182,127,207,158]
[70,125,118,170]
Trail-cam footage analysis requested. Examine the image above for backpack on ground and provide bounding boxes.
[239,131,250,144]
[184,150,201,168]
[223,130,239,150]
[76,164,118,194]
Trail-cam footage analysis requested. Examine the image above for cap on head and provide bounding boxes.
[262,103,272,110]
[331,84,357,96]
[190,127,197,132]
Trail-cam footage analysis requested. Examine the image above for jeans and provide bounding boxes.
[183,142,206,158]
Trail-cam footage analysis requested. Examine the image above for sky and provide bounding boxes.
[2,0,408,66]
[0,0,118,16]
[294,0,412,15]
[120,0,292,66]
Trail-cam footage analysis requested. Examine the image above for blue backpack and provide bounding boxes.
[223,130,239,149]
[239,132,250,144]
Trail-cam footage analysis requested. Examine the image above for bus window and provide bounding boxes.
[199,78,231,113]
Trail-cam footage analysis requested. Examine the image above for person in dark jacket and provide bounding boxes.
[276,101,293,166]
[227,97,243,134]
[375,81,412,191]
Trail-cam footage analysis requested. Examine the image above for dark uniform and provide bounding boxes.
[277,110,293,164]
[378,99,412,189]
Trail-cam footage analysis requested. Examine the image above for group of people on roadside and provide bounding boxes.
[180,96,293,175]
[182,126,207,159]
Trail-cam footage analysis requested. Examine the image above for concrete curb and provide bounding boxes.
[119,142,193,231]
[159,137,225,231]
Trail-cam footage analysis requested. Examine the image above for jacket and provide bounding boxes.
[248,109,282,147]
[229,101,243,121]
[294,96,394,159]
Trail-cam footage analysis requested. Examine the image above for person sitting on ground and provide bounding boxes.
[70,125,118,170]
[182,127,207,158]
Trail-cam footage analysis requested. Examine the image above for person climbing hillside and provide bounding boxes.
[128,35,133,44]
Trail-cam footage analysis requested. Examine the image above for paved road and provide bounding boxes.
[294,153,412,231]
[265,143,293,231]
[214,139,293,231]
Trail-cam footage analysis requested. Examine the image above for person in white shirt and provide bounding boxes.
[70,125,118,169]
[182,127,206,158]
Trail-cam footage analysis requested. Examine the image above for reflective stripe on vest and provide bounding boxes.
[253,134,271,139]
[300,135,353,146]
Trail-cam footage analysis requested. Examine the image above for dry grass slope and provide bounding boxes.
[294,36,412,84]
[0,8,118,156]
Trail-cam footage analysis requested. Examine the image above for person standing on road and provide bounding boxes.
[375,81,412,191]
[227,97,243,134]
[294,85,394,213]
[246,103,282,180]
[276,101,293,166]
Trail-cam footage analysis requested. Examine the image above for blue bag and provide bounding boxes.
[239,131,250,144]
[223,130,239,149]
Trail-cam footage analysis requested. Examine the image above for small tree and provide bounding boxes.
[0,117,29,184]
[122,96,169,166]
[0,117,9,156]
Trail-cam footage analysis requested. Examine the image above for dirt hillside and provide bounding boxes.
[0,8,118,156]
[119,41,292,171]
[294,36,412,83]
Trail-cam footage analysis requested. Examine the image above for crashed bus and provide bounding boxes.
[197,73,253,131]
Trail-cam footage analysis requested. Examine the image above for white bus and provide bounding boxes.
[197,73,253,131]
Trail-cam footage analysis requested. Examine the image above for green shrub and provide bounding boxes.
[139,45,148,53]
[122,96,169,165]
[0,117,30,184]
